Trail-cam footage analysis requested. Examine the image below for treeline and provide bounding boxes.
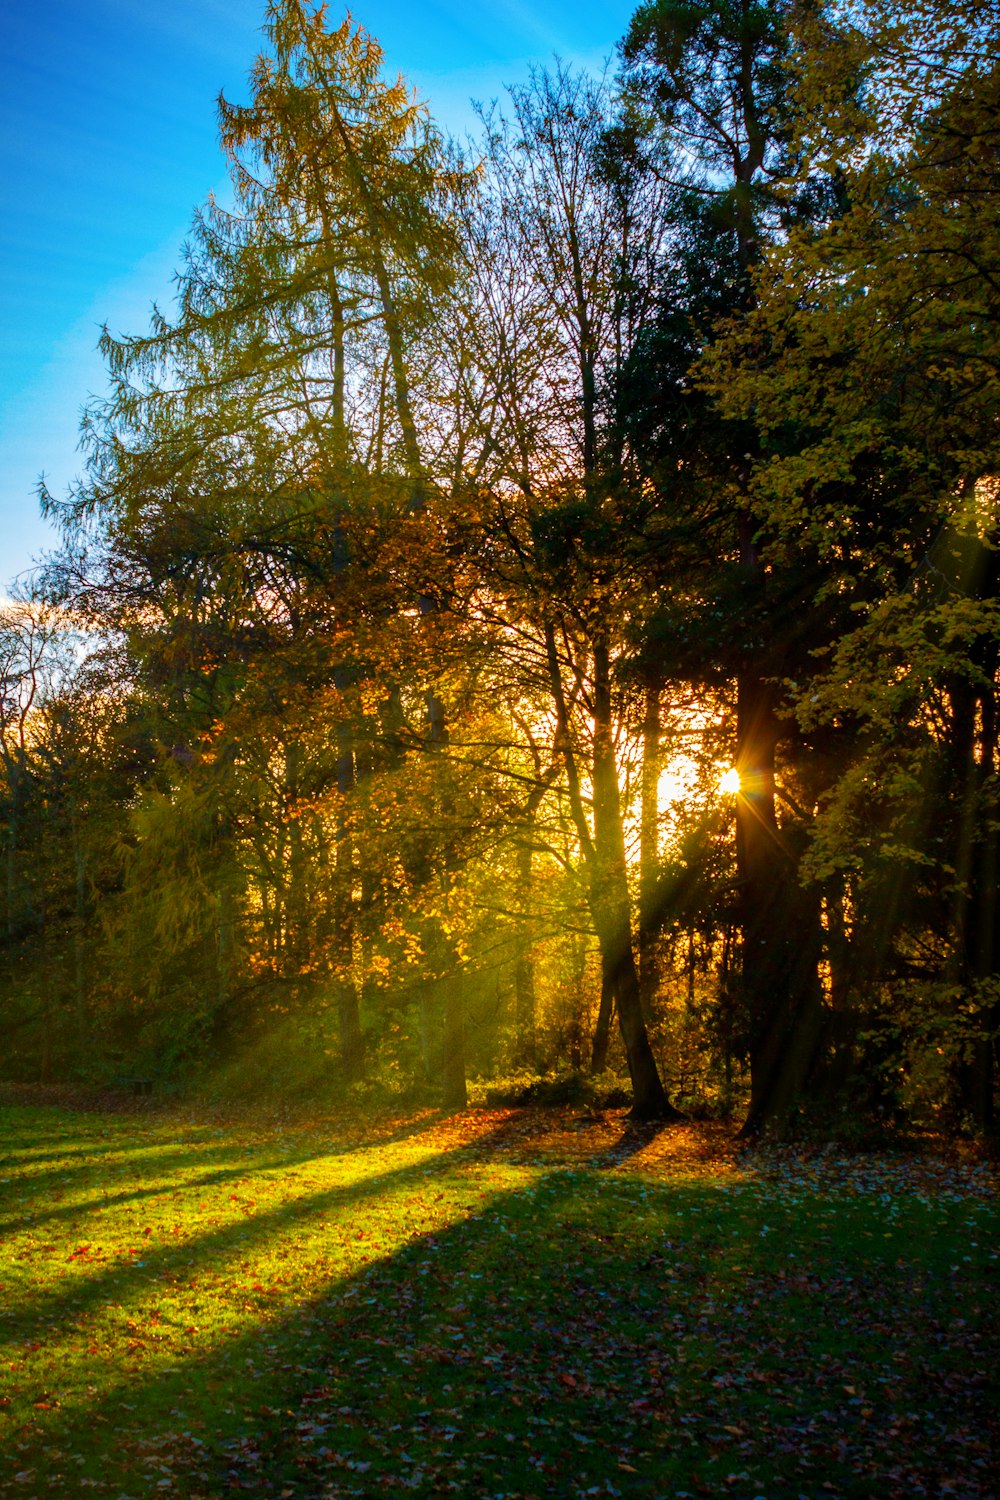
[3,0,998,1133]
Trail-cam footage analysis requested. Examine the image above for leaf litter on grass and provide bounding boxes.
[0,1099,996,1499]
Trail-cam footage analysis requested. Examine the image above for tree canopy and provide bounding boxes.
[7,0,999,1137]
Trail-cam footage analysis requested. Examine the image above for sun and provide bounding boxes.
[719,767,741,795]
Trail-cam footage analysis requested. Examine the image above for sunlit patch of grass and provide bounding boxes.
[1,1104,997,1498]
[1,1105,533,1492]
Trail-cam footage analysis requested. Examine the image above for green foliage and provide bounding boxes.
[696,0,1000,1128]
[8,0,999,1133]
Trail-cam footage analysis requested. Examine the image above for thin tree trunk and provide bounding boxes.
[513,775,551,1070]
[590,971,614,1074]
[327,487,365,1082]
[216,880,234,1015]
[591,632,681,1121]
[72,805,87,1043]
[334,713,364,1083]
[513,830,539,1070]
[544,621,679,1119]
[3,748,24,943]
[285,740,307,968]
[5,819,15,943]
[441,967,467,1109]
[638,671,662,1021]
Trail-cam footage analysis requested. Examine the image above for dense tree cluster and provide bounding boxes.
[4,0,998,1133]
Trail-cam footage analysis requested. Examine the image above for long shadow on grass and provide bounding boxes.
[8,1165,998,1500]
[0,1102,485,1184]
[1,1143,145,1169]
[0,1115,517,1350]
[0,1123,243,1187]
[0,1106,532,1264]
[590,1119,674,1170]
[0,1153,351,1237]
[0,1106,366,1223]
[0,1131,142,1166]
[8,1169,697,1498]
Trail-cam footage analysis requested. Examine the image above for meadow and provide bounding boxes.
[1,1098,996,1498]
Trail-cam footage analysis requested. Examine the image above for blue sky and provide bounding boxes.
[0,0,637,591]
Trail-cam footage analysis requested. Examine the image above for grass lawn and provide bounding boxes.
[0,1098,996,1499]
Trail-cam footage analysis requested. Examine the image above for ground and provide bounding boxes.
[0,1091,997,1498]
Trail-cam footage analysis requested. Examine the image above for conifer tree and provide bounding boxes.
[53,1,471,1093]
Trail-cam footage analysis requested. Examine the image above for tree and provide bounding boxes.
[43,0,478,1097]
[0,600,160,1078]
[22,0,997,1134]
[702,0,1000,1128]
[617,0,832,1131]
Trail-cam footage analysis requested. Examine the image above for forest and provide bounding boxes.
[3,0,999,1139]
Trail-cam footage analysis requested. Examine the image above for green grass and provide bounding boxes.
[0,1103,996,1498]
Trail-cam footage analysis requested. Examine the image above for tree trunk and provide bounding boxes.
[3,748,25,943]
[513,833,539,1069]
[5,823,15,944]
[513,943,538,1070]
[72,808,87,1044]
[741,880,825,1134]
[544,620,680,1119]
[513,783,548,1070]
[216,879,234,1015]
[638,672,662,1021]
[591,633,681,1121]
[735,670,823,1135]
[590,970,614,1074]
[285,740,307,969]
[952,665,999,1132]
[334,714,364,1083]
[442,968,468,1109]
